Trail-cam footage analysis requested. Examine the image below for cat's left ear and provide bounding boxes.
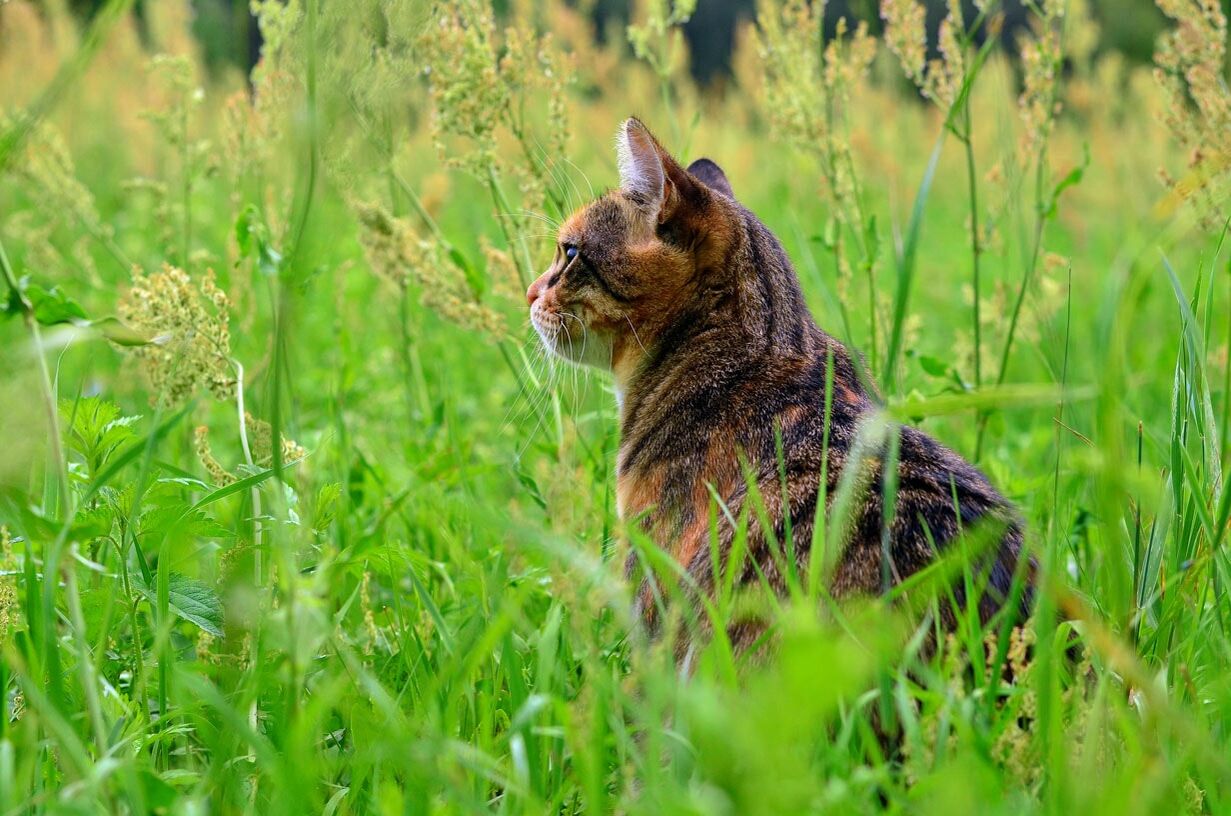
[686,158,734,198]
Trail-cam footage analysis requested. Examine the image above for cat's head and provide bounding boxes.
[527,117,740,384]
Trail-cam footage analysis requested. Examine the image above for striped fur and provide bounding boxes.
[527,119,1032,649]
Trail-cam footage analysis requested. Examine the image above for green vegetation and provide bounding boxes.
[1,0,1230,812]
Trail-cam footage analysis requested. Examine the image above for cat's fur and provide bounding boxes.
[527,118,1031,649]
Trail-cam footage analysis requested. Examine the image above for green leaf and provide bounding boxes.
[236,204,283,277]
[888,383,1094,420]
[82,400,195,505]
[235,204,260,256]
[12,501,112,543]
[61,397,141,474]
[1,283,21,318]
[1046,143,1090,220]
[190,465,282,512]
[138,770,179,811]
[915,354,953,379]
[258,243,283,278]
[883,132,945,395]
[134,572,223,636]
[312,482,343,533]
[25,283,88,325]
[451,246,483,298]
[141,505,232,541]
[514,465,547,511]
[90,315,151,346]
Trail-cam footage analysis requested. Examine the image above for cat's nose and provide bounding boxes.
[526,273,548,306]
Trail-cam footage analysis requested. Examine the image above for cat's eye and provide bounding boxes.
[563,244,578,261]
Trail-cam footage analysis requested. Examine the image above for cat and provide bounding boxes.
[527,117,1032,653]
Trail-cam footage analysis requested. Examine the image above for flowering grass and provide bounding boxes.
[1,0,1230,813]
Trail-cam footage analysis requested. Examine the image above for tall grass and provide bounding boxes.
[1,0,1230,813]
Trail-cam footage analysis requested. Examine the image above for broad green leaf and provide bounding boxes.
[140,505,232,541]
[134,572,223,636]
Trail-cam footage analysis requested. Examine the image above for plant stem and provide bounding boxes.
[0,236,70,514]
[486,164,534,289]
[64,549,108,756]
[974,170,1046,460]
[962,104,983,392]
[234,362,263,587]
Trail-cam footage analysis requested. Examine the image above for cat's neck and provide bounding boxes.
[613,210,822,429]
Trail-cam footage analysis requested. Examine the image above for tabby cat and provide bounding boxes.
[527,118,1031,652]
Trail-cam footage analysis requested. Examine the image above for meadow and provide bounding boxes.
[1,0,1230,812]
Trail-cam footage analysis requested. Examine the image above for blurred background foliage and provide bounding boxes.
[57,0,1218,82]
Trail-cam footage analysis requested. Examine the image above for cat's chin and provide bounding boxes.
[531,314,613,370]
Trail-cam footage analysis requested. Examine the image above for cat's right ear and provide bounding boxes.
[616,118,668,220]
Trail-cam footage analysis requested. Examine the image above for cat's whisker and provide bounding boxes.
[529,140,576,216]
[624,315,648,356]
[560,155,595,208]
[495,210,561,230]
[498,339,554,435]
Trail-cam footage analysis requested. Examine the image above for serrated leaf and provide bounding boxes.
[140,504,232,541]
[134,572,223,636]
[312,482,342,532]
[14,502,112,543]
[61,397,141,474]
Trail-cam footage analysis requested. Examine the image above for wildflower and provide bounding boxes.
[627,0,697,77]
[419,0,575,218]
[756,0,877,289]
[481,236,523,305]
[882,0,967,110]
[0,526,17,642]
[244,412,307,468]
[140,54,199,148]
[196,630,219,665]
[194,426,236,486]
[1018,3,1066,160]
[360,570,379,655]
[118,265,235,406]
[1153,0,1230,224]
[881,0,926,86]
[1,116,109,242]
[418,0,507,176]
[354,203,508,341]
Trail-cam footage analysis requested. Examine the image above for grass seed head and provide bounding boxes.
[117,265,235,406]
[1018,4,1066,160]
[354,202,509,341]
[194,426,236,486]
[1153,0,1230,225]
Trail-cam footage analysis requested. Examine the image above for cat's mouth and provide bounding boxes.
[530,302,612,368]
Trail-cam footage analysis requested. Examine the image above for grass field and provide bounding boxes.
[2,0,1231,812]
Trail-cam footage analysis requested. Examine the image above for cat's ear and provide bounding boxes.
[617,118,705,224]
[686,158,734,198]
[616,118,668,219]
